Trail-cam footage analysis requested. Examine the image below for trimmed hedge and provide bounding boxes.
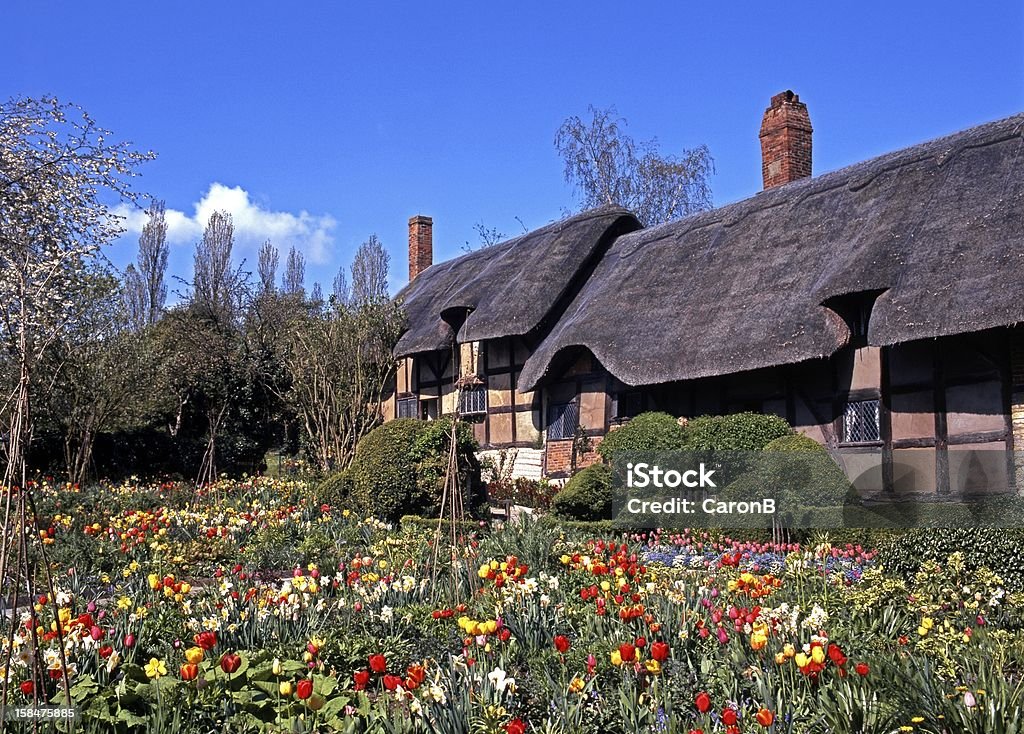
[724,432,855,510]
[682,412,793,451]
[409,417,484,516]
[348,419,428,521]
[551,464,613,521]
[597,412,687,463]
[314,470,354,509]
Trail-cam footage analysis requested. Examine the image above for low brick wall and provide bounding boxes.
[544,437,603,477]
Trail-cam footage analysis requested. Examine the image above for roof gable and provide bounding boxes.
[394,206,641,357]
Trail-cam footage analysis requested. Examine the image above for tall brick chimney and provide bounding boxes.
[759,90,812,189]
[408,214,433,281]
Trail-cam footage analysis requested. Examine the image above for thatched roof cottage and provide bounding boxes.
[390,92,1024,495]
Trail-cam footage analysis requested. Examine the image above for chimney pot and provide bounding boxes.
[408,215,433,281]
[759,91,812,189]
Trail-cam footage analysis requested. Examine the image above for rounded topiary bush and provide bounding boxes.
[597,412,687,464]
[409,416,484,517]
[315,470,353,509]
[348,418,427,521]
[725,431,855,516]
[762,433,823,453]
[551,464,613,521]
[683,412,793,451]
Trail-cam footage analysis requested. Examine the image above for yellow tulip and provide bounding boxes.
[184,647,204,665]
[279,681,293,696]
[794,653,810,669]
[811,646,825,665]
[610,650,623,666]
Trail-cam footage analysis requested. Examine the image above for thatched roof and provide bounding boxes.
[519,113,1024,389]
[394,206,641,357]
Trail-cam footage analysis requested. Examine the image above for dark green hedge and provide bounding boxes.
[551,464,613,521]
[348,419,428,521]
[597,412,687,463]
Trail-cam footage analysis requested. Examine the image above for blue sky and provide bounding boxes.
[5,1,1023,295]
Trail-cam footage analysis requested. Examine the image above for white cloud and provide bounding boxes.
[115,183,338,265]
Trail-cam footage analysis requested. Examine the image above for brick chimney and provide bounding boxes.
[408,215,433,281]
[759,90,812,189]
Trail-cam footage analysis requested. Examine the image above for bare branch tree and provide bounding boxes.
[282,245,305,296]
[137,199,168,324]
[350,234,390,306]
[257,240,278,295]
[555,105,714,225]
[191,210,240,322]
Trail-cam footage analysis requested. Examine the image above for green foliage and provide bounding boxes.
[683,411,793,451]
[551,463,613,521]
[596,412,687,463]
[763,433,824,452]
[725,431,855,512]
[409,416,483,516]
[314,469,353,509]
[347,418,427,521]
[874,527,1024,589]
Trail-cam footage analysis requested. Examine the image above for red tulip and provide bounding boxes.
[505,719,526,734]
[382,674,403,691]
[90,626,104,641]
[554,635,570,653]
[650,641,669,662]
[722,708,738,726]
[369,654,387,673]
[353,670,370,690]
[618,643,636,663]
[296,678,313,700]
[194,631,217,650]
[180,663,199,681]
[19,680,33,696]
[220,652,241,674]
[695,691,712,713]
[756,708,774,726]
[123,633,136,648]
[855,662,870,676]
[98,645,113,659]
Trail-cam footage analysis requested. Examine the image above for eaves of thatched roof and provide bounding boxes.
[518,113,1024,389]
[394,206,641,357]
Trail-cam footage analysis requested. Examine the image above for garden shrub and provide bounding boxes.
[314,470,353,509]
[409,416,484,517]
[596,411,687,463]
[872,527,1024,589]
[348,418,427,521]
[550,463,613,521]
[724,432,855,514]
[682,412,793,451]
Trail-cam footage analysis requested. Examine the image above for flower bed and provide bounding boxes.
[2,477,1022,733]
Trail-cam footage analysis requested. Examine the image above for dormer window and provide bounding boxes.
[823,290,885,347]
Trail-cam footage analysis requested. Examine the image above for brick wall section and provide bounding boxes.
[545,437,603,476]
[408,215,433,281]
[759,91,812,189]
[1012,328,1024,491]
